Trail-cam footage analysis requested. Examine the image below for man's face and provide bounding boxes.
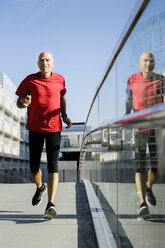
[139,53,155,75]
[38,52,54,74]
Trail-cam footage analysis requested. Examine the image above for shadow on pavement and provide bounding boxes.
[76,181,98,248]
[0,213,77,224]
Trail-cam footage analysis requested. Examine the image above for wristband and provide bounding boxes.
[62,114,67,118]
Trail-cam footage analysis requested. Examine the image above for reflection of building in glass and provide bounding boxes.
[82,128,135,163]
[129,11,165,74]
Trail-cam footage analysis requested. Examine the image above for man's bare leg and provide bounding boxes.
[146,168,157,206]
[43,173,59,219]
[135,172,150,218]
[135,172,146,204]
[47,172,59,203]
[31,168,42,188]
[146,168,156,188]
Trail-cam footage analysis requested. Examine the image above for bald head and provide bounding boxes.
[139,52,155,78]
[139,52,154,63]
[38,51,54,62]
[37,51,55,78]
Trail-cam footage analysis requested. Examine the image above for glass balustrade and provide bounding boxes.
[80,0,165,247]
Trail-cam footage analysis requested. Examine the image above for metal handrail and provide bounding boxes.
[81,104,165,179]
[82,103,165,141]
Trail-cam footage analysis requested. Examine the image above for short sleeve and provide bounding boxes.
[126,79,131,95]
[15,76,30,98]
[61,77,67,96]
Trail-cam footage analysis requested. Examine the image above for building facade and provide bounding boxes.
[0,72,47,181]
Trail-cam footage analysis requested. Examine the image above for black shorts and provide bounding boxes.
[29,131,61,173]
[135,129,158,173]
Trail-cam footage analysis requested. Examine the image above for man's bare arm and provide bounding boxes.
[61,95,72,128]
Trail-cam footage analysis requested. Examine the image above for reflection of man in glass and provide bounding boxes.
[126,52,165,219]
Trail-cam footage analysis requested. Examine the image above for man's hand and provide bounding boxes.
[62,116,72,129]
[21,95,31,107]
[17,95,31,108]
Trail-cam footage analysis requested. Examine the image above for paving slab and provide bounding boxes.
[0,182,98,248]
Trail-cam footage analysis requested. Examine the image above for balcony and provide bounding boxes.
[4,101,12,115]
[4,122,12,136]
[0,119,4,132]
[4,145,12,155]
[12,147,19,157]
[0,144,3,153]
[12,107,19,120]
[12,127,20,140]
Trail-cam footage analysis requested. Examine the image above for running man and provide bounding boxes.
[16,51,71,219]
[126,52,165,219]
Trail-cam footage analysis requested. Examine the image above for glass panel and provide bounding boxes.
[116,0,165,247]
[117,0,165,117]
[80,0,165,247]
[85,95,99,133]
[99,64,117,123]
[80,128,118,241]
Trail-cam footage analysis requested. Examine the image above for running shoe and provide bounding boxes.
[44,202,58,220]
[138,202,150,220]
[32,184,47,206]
[146,186,156,207]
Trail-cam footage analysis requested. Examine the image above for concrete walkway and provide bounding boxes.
[0,182,98,248]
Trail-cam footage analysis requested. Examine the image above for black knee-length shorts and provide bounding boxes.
[29,131,61,173]
[135,129,157,174]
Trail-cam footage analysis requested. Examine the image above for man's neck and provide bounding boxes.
[141,71,154,79]
[40,71,52,78]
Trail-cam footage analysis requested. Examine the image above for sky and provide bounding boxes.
[0,0,136,123]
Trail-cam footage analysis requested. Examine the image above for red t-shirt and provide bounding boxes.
[15,72,66,132]
[127,72,164,132]
[127,72,163,111]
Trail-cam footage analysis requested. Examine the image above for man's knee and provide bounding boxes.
[136,168,145,174]
[30,167,40,174]
[48,168,58,173]
[150,167,157,175]
[47,161,58,173]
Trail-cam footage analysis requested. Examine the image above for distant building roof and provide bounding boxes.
[62,122,85,132]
